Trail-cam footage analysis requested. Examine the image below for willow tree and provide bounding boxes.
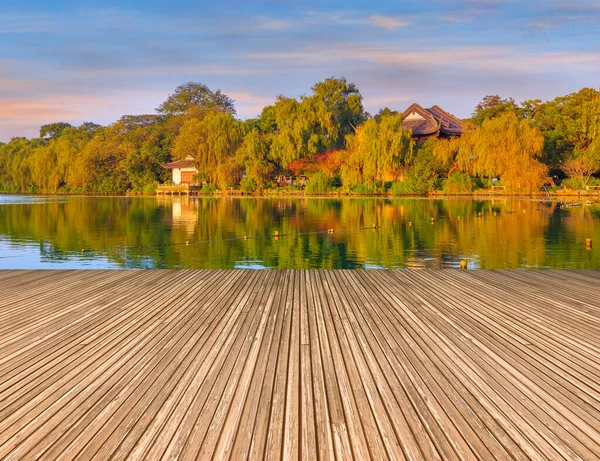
[67,125,135,193]
[341,114,413,188]
[172,111,245,189]
[0,137,40,192]
[434,136,462,177]
[28,127,92,192]
[235,129,274,191]
[172,118,204,160]
[268,95,337,168]
[471,112,547,191]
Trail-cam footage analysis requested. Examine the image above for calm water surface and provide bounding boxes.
[0,195,598,269]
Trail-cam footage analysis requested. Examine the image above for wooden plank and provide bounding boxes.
[385,270,599,459]
[0,269,599,461]
[56,270,248,460]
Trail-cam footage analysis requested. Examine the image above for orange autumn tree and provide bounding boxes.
[287,149,344,177]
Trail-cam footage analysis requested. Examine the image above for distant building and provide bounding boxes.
[161,155,199,185]
[401,103,466,142]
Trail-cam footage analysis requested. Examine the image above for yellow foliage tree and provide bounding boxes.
[438,112,547,191]
[475,112,546,191]
[341,114,413,188]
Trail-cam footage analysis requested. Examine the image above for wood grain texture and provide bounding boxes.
[0,269,599,460]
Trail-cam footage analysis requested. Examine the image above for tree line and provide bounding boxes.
[0,78,599,194]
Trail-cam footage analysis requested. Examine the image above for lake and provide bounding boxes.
[0,195,598,269]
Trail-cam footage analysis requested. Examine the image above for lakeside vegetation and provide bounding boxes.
[1,79,599,195]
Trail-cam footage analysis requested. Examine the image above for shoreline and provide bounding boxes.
[2,190,599,201]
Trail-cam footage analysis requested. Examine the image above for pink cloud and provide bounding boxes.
[249,44,599,73]
[226,91,277,118]
[0,101,79,120]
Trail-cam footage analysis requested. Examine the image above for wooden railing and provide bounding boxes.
[156,184,199,195]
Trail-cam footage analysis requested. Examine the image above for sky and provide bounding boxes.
[0,0,599,141]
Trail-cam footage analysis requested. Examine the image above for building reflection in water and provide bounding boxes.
[158,196,199,236]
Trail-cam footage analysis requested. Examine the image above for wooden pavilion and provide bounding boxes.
[156,155,200,195]
[161,155,199,185]
[401,103,466,142]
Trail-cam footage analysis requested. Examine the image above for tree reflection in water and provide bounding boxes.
[0,196,598,269]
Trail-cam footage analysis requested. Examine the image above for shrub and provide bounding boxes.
[27,184,40,194]
[305,171,331,194]
[239,177,258,193]
[352,182,384,195]
[390,179,427,195]
[390,167,440,195]
[200,184,217,194]
[330,175,342,188]
[143,181,158,193]
[390,143,443,195]
[562,176,600,190]
[442,173,474,194]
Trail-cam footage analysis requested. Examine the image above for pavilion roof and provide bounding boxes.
[401,103,440,136]
[427,105,466,136]
[161,155,197,170]
[401,103,466,136]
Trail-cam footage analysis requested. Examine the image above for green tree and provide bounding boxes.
[172,118,204,160]
[310,77,367,145]
[157,82,235,117]
[0,137,40,192]
[374,107,399,121]
[392,139,444,194]
[68,126,129,193]
[561,140,600,189]
[80,122,102,132]
[116,115,161,133]
[470,95,518,125]
[39,122,73,140]
[531,88,600,169]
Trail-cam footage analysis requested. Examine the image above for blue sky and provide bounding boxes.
[0,0,598,141]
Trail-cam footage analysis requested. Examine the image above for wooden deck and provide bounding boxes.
[1,270,599,460]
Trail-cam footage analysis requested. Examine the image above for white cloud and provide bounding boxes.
[256,17,292,30]
[369,15,409,30]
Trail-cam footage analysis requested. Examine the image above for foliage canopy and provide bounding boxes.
[1,81,598,195]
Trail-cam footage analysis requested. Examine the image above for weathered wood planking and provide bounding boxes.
[1,270,599,460]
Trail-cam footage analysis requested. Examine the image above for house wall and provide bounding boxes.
[172,168,181,184]
[172,167,197,185]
